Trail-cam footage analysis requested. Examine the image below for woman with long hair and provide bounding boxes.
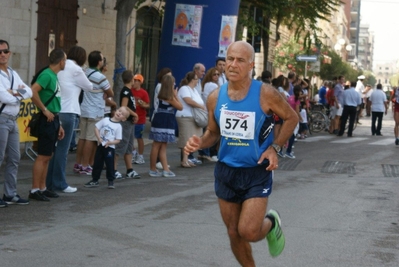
[198,67,220,162]
[149,75,182,177]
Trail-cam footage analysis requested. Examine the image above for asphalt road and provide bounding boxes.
[1,110,399,267]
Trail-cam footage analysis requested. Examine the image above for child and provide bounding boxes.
[114,70,140,179]
[299,104,308,139]
[149,75,183,177]
[84,107,129,189]
[130,74,150,164]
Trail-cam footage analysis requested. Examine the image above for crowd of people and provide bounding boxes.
[317,75,389,138]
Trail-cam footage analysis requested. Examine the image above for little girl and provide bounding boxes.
[298,104,308,139]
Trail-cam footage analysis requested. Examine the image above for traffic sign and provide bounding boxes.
[296,55,318,62]
[309,61,321,72]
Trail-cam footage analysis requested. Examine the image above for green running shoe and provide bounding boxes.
[266,209,285,257]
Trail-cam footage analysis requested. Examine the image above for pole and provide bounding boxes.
[305,61,308,79]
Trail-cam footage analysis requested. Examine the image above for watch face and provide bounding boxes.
[272,144,281,152]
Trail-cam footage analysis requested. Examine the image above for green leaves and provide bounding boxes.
[240,0,342,49]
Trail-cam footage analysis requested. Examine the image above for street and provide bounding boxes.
[1,111,399,267]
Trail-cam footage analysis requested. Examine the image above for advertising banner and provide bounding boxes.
[172,4,203,48]
[218,15,237,58]
[18,99,37,142]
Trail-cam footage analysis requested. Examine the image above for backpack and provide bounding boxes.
[79,70,98,104]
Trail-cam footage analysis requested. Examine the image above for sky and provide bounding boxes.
[360,0,399,69]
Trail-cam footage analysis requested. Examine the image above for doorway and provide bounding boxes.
[35,0,78,72]
[134,6,162,96]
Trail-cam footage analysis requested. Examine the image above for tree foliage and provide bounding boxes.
[239,0,342,49]
[317,48,360,82]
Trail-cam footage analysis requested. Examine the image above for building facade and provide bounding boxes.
[357,24,374,71]
[0,0,162,92]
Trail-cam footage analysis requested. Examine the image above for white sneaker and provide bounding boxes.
[285,152,296,159]
[126,170,141,179]
[131,150,138,163]
[62,186,77,193]
[155,162,170,170]
[188,158,202,165]
[162,170,176,177]
[134,155,145,164]
[211,156,218,161]
[115,171,123,179]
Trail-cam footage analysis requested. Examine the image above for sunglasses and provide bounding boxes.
[213,73,220,76]
[0,49,10,55]
[134,79,141,82]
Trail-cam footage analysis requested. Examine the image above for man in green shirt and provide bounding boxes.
[30,49,66,201]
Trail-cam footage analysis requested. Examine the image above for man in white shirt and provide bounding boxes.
[0,39,32,207]
[193,63,205,95]
[216,58,227,86]
[369,83,388,136]
[355,75,365,122]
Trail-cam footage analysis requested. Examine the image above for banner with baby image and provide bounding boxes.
[218,15,237,58]
[172,4,203,48]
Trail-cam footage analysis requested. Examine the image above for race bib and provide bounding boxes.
[220,110,255,140]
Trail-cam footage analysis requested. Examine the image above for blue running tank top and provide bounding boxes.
[214,80,274,167]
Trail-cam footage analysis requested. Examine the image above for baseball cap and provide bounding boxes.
[357,75,365,80]
[133,74,144,83]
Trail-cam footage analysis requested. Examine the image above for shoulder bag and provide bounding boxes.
[28,88,58,137]
[188,87,208,128]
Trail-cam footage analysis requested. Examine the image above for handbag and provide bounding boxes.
[187,86,208,127]
[28,88,58,137]
[192,107,208,128]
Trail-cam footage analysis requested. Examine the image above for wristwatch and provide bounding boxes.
[271,143,281,153]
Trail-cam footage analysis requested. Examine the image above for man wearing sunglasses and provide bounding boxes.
[0,39,33,207]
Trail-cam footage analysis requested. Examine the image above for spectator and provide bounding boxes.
[30,49,66,201]
[370,83,388,136]
[0,39,33,206]
[200,67,220,162]
[151,68,172,170]
[175,71,205,167]
[131,74,150,165]
[215,58,227,86]
[84,107,130,189]
[46,46,93,195]
[114,70,140,179]
[74,51,114,175]
[148,75,183,177]
[261,70,272,84]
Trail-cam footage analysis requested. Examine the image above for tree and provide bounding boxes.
[113,0,139,102]
[239,0,342,68]
[317,48,359,81]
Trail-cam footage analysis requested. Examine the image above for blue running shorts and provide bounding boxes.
[214,161,273,203]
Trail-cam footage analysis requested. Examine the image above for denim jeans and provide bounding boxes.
[69,116,79,149]
[286,134,295,154]
[0,117,20,197]
[46,113,77,191]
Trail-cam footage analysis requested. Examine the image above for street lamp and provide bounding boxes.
[334,38,352,61]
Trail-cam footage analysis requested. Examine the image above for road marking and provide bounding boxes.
[298,136,335,142]
[369,138,394,146]
[331,137,368,143]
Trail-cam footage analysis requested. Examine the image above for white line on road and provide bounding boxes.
[331,137,369,143]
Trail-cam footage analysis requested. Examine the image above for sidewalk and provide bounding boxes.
[7,119,217,193]
[4,108,397,189]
